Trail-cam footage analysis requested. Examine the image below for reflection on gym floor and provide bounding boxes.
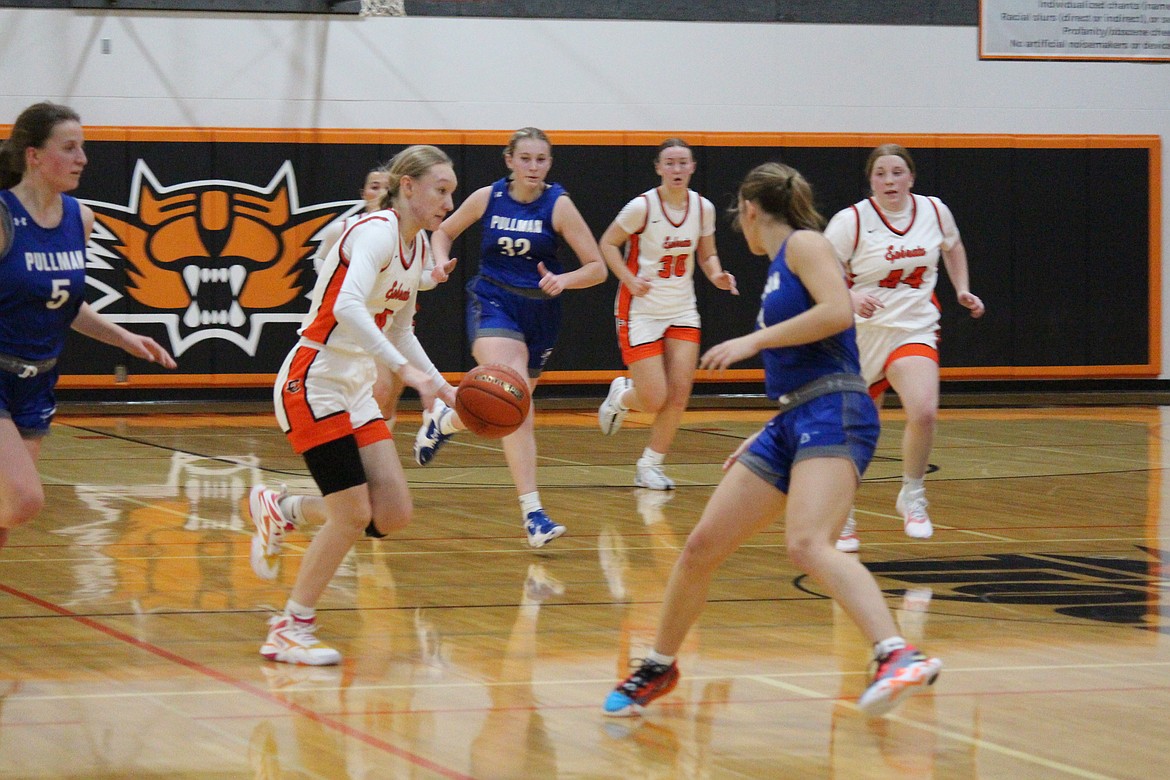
[1,406,1168,778]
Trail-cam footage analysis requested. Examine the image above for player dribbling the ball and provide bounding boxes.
[247,145,459,666]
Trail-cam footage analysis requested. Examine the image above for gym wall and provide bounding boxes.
[0,9,1165,390]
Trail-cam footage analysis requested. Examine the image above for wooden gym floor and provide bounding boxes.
[1,402,1168,779]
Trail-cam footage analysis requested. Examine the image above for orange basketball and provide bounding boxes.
[455,363,531,438]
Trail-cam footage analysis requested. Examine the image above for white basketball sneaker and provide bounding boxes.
[635,458,675,490]
[260,614,341,666]
[897,486,933,539]
[249,485,293,581]
[835,512,860,553]
[598,376,632,435]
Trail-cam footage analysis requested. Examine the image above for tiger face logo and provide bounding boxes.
[85,160,358,356]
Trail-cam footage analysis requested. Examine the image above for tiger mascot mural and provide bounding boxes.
[84,160,357,357]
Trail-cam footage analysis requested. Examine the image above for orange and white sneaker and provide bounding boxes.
[856,646,942,717]
[835,513,860,552]
[896,486,933,539]
[260,614,341,666]
[249,485,293,581]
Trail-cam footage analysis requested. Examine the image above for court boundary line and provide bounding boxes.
[0,581,474,780]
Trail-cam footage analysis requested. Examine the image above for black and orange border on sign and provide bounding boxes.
[0,127,1156,390]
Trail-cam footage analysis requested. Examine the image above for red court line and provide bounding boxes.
[0,582,473,780]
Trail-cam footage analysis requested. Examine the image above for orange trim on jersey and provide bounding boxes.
[849,204,861,256]
[658,187,690,228]
[354,417,393,447]
[869,195,917,236]
[870,342,940,399]
[633,193,650,235]
[926,196,945,232]
[615,232,641,352]
[621,325,701,365]
[300,258,348,345]
[280,346,353,454]
[623,341,664,364]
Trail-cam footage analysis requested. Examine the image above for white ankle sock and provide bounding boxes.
[646,650,675,666]
[902,477,925,494]
[640,448,665,466]
[617,385,631,410]
[873,636,907,658]
[285,600,315,622]
[438,408,460,435]
[277,494,303,527]
[519,491,542,516]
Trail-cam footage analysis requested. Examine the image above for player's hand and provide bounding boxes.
[723,430,760,471]
[124,334,176,369]
[699,335,758,371]
[431,256,458,285]
[398,364,440,412]
[959,291,985,319]
[537,262,565,296]
[625,275,652,297]
[712,270,739,295]
[434,380,457,409]
[852,290,884,319]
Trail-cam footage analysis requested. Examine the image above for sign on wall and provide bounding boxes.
[980,0,1170,60]
[38,129,1159,391]
[85,159,356,359]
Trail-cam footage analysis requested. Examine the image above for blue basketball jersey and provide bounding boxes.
[478,177,564,289]
[0,190,87,361]
[758,235,862,400]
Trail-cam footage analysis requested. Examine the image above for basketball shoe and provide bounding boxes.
[835,512,860,553]
[414,399,455,466]
[598,376,632,435]
[897,587,934,643]
[260,614,341,666]
[525,509,565,548]
[525,563,565,602]
[603,658,680,716]
[856,646,942,717]
[635,458,675,490]
[635,487,674,526]
[598,526,629,601]
[897,486,933,538]
[249,484,294,581]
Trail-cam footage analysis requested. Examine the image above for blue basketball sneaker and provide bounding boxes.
[525,509,565,548]
[414,399,455,466]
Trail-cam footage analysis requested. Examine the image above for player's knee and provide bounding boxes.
[0,483,44,527]
[784,532,825,574]
[369,500,412,536]
[905,404,938,430]
[677,531,725,574]
[639,387,668,414]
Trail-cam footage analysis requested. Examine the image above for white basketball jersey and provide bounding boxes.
[825,194,957,332]
[300,209,427,364]
[615,188,710,321]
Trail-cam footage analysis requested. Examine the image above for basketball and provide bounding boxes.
[455,363,531,438]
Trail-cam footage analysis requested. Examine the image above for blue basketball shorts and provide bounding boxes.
[737,390,880,495]
[466,276,562,377]
[0,368,59,438]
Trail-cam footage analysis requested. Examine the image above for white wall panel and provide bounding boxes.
[2,8,1167,375]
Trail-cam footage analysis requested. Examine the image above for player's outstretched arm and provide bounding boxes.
[70,303,176,368]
